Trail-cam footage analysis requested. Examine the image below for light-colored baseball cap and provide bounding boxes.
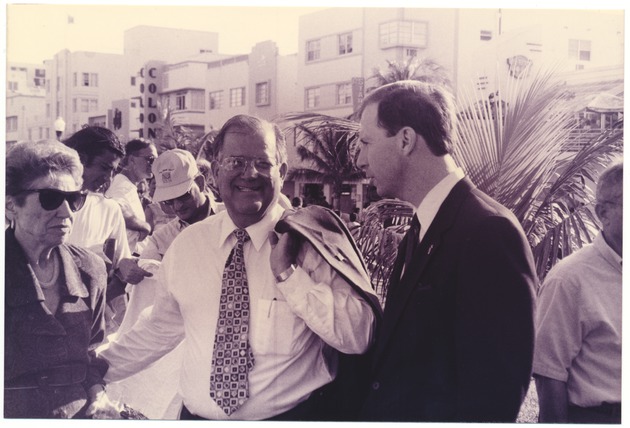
[151,149,199,202]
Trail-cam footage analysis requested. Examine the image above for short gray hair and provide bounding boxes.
[6,140,83,205]
[596,162,623,204]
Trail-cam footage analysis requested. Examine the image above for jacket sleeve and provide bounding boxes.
[454,216,536,422]
[82,251,109,390]
[275,240,375,355]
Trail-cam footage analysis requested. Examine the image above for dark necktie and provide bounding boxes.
[209,229,255,416]
[404,214,421,272]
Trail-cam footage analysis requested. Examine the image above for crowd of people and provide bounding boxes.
[4,80,622,423]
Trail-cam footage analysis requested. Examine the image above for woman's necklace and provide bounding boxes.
[37,254,60,289]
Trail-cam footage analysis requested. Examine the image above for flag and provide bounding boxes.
[67,15,74,24]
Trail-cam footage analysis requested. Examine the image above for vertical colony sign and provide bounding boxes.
[136,61,165,139]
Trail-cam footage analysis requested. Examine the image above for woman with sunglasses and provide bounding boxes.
[5,140,119,418]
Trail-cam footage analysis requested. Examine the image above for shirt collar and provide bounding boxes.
[217,199,285,252]
[415,168,465,239]
[594,232,623,272]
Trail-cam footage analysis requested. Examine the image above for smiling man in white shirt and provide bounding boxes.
[98,114,377,420]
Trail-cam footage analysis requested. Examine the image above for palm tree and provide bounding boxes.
[280,113,365,211]
[154,99,206,157]
[370,56,452,89]
[454,66,623,280]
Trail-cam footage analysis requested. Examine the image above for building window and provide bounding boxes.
[90,99,98,112]
[8,81,18,91]
[28,128,32,140]
[131,76,136,86]
[209,91,223,110]
[379,20,428,48]
[569,39,591,61]
[175,93,186,110]
[56,101,60,117]
[46,103,51,118]
[190,90,205,110]
[72,98,77,113]
[45,128,50,139]
[6,116,18,132]
[306,39,321,62]
[305,87,320,109]
[82,72,98,87]
[56,77,61,92]
[480,30,492,41]
[336,83,352,105]
[230,87,245,107]
[39,127,43,139]
[80,99,90,113]
[406,48,418,58]
[339,32,353,55]
[73,72,77,87]
[255,82,270,106]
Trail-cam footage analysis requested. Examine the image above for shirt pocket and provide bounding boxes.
[252,298,309,356]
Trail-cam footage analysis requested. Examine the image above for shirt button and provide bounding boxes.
[372,381,380,390]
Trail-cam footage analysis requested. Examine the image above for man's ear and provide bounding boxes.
[211,160,220,181]
[279,162,288,180]
[398,126,417,156]
[595,202,608,226]
[5,196,17,223]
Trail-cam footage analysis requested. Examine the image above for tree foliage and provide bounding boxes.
[280,113,365,210]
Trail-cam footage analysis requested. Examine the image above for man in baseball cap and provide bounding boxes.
[116,149,220,283]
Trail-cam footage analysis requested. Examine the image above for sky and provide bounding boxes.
[3,0,627,65]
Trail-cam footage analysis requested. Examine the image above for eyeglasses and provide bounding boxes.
[161,189,194,206]
[134,155,156,165]
[219,156,275,176]
[19,189,87,212]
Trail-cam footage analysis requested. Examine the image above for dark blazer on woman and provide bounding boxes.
[360,178,537,422]
[4,228,108,418]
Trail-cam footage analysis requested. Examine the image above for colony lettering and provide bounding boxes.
[137,61,164,139]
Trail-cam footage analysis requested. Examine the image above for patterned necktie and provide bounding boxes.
[209,229,255,416]
[404,214,421,272]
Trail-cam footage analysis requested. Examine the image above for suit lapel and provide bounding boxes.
[373,179,475,368]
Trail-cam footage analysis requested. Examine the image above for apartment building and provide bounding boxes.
[5,8,623,210]
[6,63,47,145]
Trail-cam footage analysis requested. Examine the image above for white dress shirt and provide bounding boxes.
[415,168,465,243]
[100,200,375,420]
[106,173,146,253]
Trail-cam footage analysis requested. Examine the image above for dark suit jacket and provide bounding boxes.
[276,205,382,421]
[360,178,537,422]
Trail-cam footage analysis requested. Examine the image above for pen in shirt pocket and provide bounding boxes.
[267,297,277,318]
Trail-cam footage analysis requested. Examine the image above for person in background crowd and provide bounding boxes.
[534,163,622,424]
[355,80,537,422]
[64,126,131,332]
[98,114,378,420]
[291,196,304,208]
[106,139,157,255]
[144,176,177,234]
[5,140,118,418]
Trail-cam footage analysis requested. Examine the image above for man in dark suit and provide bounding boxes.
[356,80,537,422]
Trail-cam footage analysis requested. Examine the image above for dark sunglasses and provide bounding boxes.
[19,189,87,212]
[161,188,194,206]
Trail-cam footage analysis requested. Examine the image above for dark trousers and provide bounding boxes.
[568,403,621,424]
[180,389,323,421]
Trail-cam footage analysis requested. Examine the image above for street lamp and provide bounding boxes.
[54,117,66,141]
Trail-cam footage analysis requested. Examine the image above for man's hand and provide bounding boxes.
[269,231,301,279]
[116,257,153,284]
